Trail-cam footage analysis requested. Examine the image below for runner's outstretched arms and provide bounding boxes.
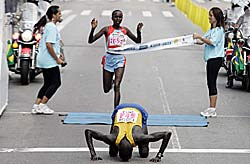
[85,129,171,162]
[88,18,143,44]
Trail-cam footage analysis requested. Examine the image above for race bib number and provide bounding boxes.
[109,33,127,47]
[116,110,138,123]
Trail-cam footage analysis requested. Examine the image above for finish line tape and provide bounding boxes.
[107,34,196,55]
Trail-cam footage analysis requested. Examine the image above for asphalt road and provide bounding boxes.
[0,0,250,164]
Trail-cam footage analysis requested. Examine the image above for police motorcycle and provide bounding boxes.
[9,2,42,85]
[223,3,244,71]
[224,26,234,71]
[240,9,250,91]
[226,26,250,91]
[224,24,243,72]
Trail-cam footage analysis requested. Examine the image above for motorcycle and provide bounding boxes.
[9,2,42,85]
[242,36,250,91]
[226,27,250,92]
[223,22,235,71]
[223,4,244,71]
[224,24,242,71]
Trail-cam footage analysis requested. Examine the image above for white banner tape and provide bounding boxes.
[107,34,196,55]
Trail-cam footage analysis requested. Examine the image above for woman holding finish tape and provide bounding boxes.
[193,7,225,117]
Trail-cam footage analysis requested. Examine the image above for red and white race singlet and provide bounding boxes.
[106,26,127,50]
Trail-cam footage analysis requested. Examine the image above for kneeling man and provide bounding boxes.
[85,103,172,162]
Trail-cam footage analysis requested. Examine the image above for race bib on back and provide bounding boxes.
[116,110,139,123]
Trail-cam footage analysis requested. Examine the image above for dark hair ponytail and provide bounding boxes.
[33,5,60,33]
[33,15,47,33]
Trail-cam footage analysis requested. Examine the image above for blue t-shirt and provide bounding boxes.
[203,27,225,62]
[37,22,61,68]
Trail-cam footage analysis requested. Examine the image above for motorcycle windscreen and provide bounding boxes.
[38,1,51,16]
[20,2,39,30]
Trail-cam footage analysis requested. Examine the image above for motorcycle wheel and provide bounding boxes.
[226,62,233,88]
[246,66,250,92]
[30,70,36,82]
[20,60,30,85]
[222,58,228,71]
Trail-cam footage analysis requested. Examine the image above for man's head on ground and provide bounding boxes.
[118,137,133,161]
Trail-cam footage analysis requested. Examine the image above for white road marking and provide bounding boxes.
[142,11,152,17]
[195,0,205,3]
[80,10,92,16]
[57,14,77,32]
[101,10,112,17]
[1,147,250,153]
[152,66,181,149]
[162,11,174,17]
[138,0,145,1]
[152,0,161,2]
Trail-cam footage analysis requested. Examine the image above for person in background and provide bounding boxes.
[88,9,143,109]
[235,3,250,37]
[224,2,244,29]
[193,7,225,117]
[31,5,64,115]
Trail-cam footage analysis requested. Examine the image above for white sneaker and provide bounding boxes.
[39,103,54,115]
[31,104,42,114]
[200,108,217,118]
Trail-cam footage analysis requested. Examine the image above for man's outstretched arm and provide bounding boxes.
[85,129,115,161]
[136,131,172,162]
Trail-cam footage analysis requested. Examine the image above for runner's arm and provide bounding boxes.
[126,22,143,43]
[85,129,115,160]
[88,18,107,43]
[135,131,172,162]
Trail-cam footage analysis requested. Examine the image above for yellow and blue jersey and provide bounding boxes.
[111,103,148,147]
